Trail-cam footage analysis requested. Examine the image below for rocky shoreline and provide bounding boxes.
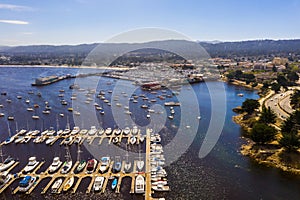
[232,81,300,174]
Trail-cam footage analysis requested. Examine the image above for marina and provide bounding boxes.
[0,128,168,200]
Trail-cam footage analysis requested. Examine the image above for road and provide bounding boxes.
[265,90,293,120]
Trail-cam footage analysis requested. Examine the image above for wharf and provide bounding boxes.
[0,129,156,200]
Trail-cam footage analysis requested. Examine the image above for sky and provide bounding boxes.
[0,0,300,46]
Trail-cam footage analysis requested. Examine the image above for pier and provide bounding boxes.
[0,128,168,199]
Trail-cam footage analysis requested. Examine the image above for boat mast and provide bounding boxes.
[0,146,4,163]
[15,121,18,133]
[76,144,82,162]
[7,121,11,137]
[56,115,59,131]
[66,116,70,130]
[65,146,72,162]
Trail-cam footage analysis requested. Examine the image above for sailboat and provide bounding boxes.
[63,176,74,192]
[61,146,72,174]
[136,150,144,172]
[0,147,16,172]
[75,145,86,174]
[4,122,14,145]
[124,145,131,173]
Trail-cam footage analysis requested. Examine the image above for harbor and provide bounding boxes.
[0,127,169,199]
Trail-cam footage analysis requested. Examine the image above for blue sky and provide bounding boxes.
[0,0,300,45]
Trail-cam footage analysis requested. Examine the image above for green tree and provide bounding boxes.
[290,90,300,109]
[272,65,277,72]
[277,74,289,87]
[242,99,260,114]
[250,123,277,144]
[279,129,300,152]
[259,106,276,124]
[287,71,299,82]
[271,83,281,93]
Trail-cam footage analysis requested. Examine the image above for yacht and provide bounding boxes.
[97,128,104,136]
[0,171,12,189]
[135,175,145,194]
[23,157,39,173]
[99,157,110,173]
[18,176,36,192]
[93,176,104,192]
[61,147,72,174]
[79,129,88,135]
[86,158,98,174]
[129,136,137,145]
[114,128,122,135]
[51,178,63,193]
[48,157,62,174]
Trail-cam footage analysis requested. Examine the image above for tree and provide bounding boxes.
[272,65,277,72]
[287,71,299,82]
[259,106,276,124]
[277,74,289,87]
[250,122,277,144]
[242,99,260,114]
[279,129,300,152]
[271,83,281,93]
[290,90,300,109]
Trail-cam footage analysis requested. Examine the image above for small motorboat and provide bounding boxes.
[63,176,74,192]
[86,159,98,174]
[132,126,139,135]
[61,160,72,174]
[75,160,86,173]
[135,175,145,194]
[51,178,63,193]
[18,176,36,192]
[123,127,131,135]
[112,161,122,173]
[129,136,137,145]
[93,176,104,192]
[111,177,118,190]
[105,128,112,135]
[99,157,110,173]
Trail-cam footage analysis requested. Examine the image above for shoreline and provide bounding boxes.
[230,79,300,175]
[0,64,131,70]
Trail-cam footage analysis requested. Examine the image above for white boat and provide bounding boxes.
[0,171,12,189]
[27,107,34,112]
[137,150,144,172]
[135,175,145,194]
[112,137,119,144]
[123,127,131,135]
[93,176,104,192]
[97,128,104,136]
[46,130,56,136]
[18,176,36,192]
[88,126,98,136]
[32,115,40,120]
[23,157,39,173]
[79,129,88,135]
[114,128,122,135]
[23,136,31,143]
[105,128,112,135]
[132,126,139,135]
[61,160,72,174]
[63,176,74,192]
[99,157,110,173]
[48,157,62,173]
[168,115,174,120]
[0,157,15,172]
[61,147,72,174]
[129,136,137,145]
[151,184,170,192]
[42,110,50,114]
[14,136,25,144]
[71,127,80,135]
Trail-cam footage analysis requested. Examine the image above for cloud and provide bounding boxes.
[0,20,29,25]
[0,4,33,11]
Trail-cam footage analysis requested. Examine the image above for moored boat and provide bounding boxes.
[93,176,104,192]
[0,157,15,172]
[63,176,74,192]
[86,158,98,174]
[135,175,145,194]
[48,157,62,174]
[99,157,110,173]
[51,178,63,193]
[18,176,36,192]
[23,157,39,174]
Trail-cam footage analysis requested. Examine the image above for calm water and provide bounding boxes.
[0,66,299,200]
